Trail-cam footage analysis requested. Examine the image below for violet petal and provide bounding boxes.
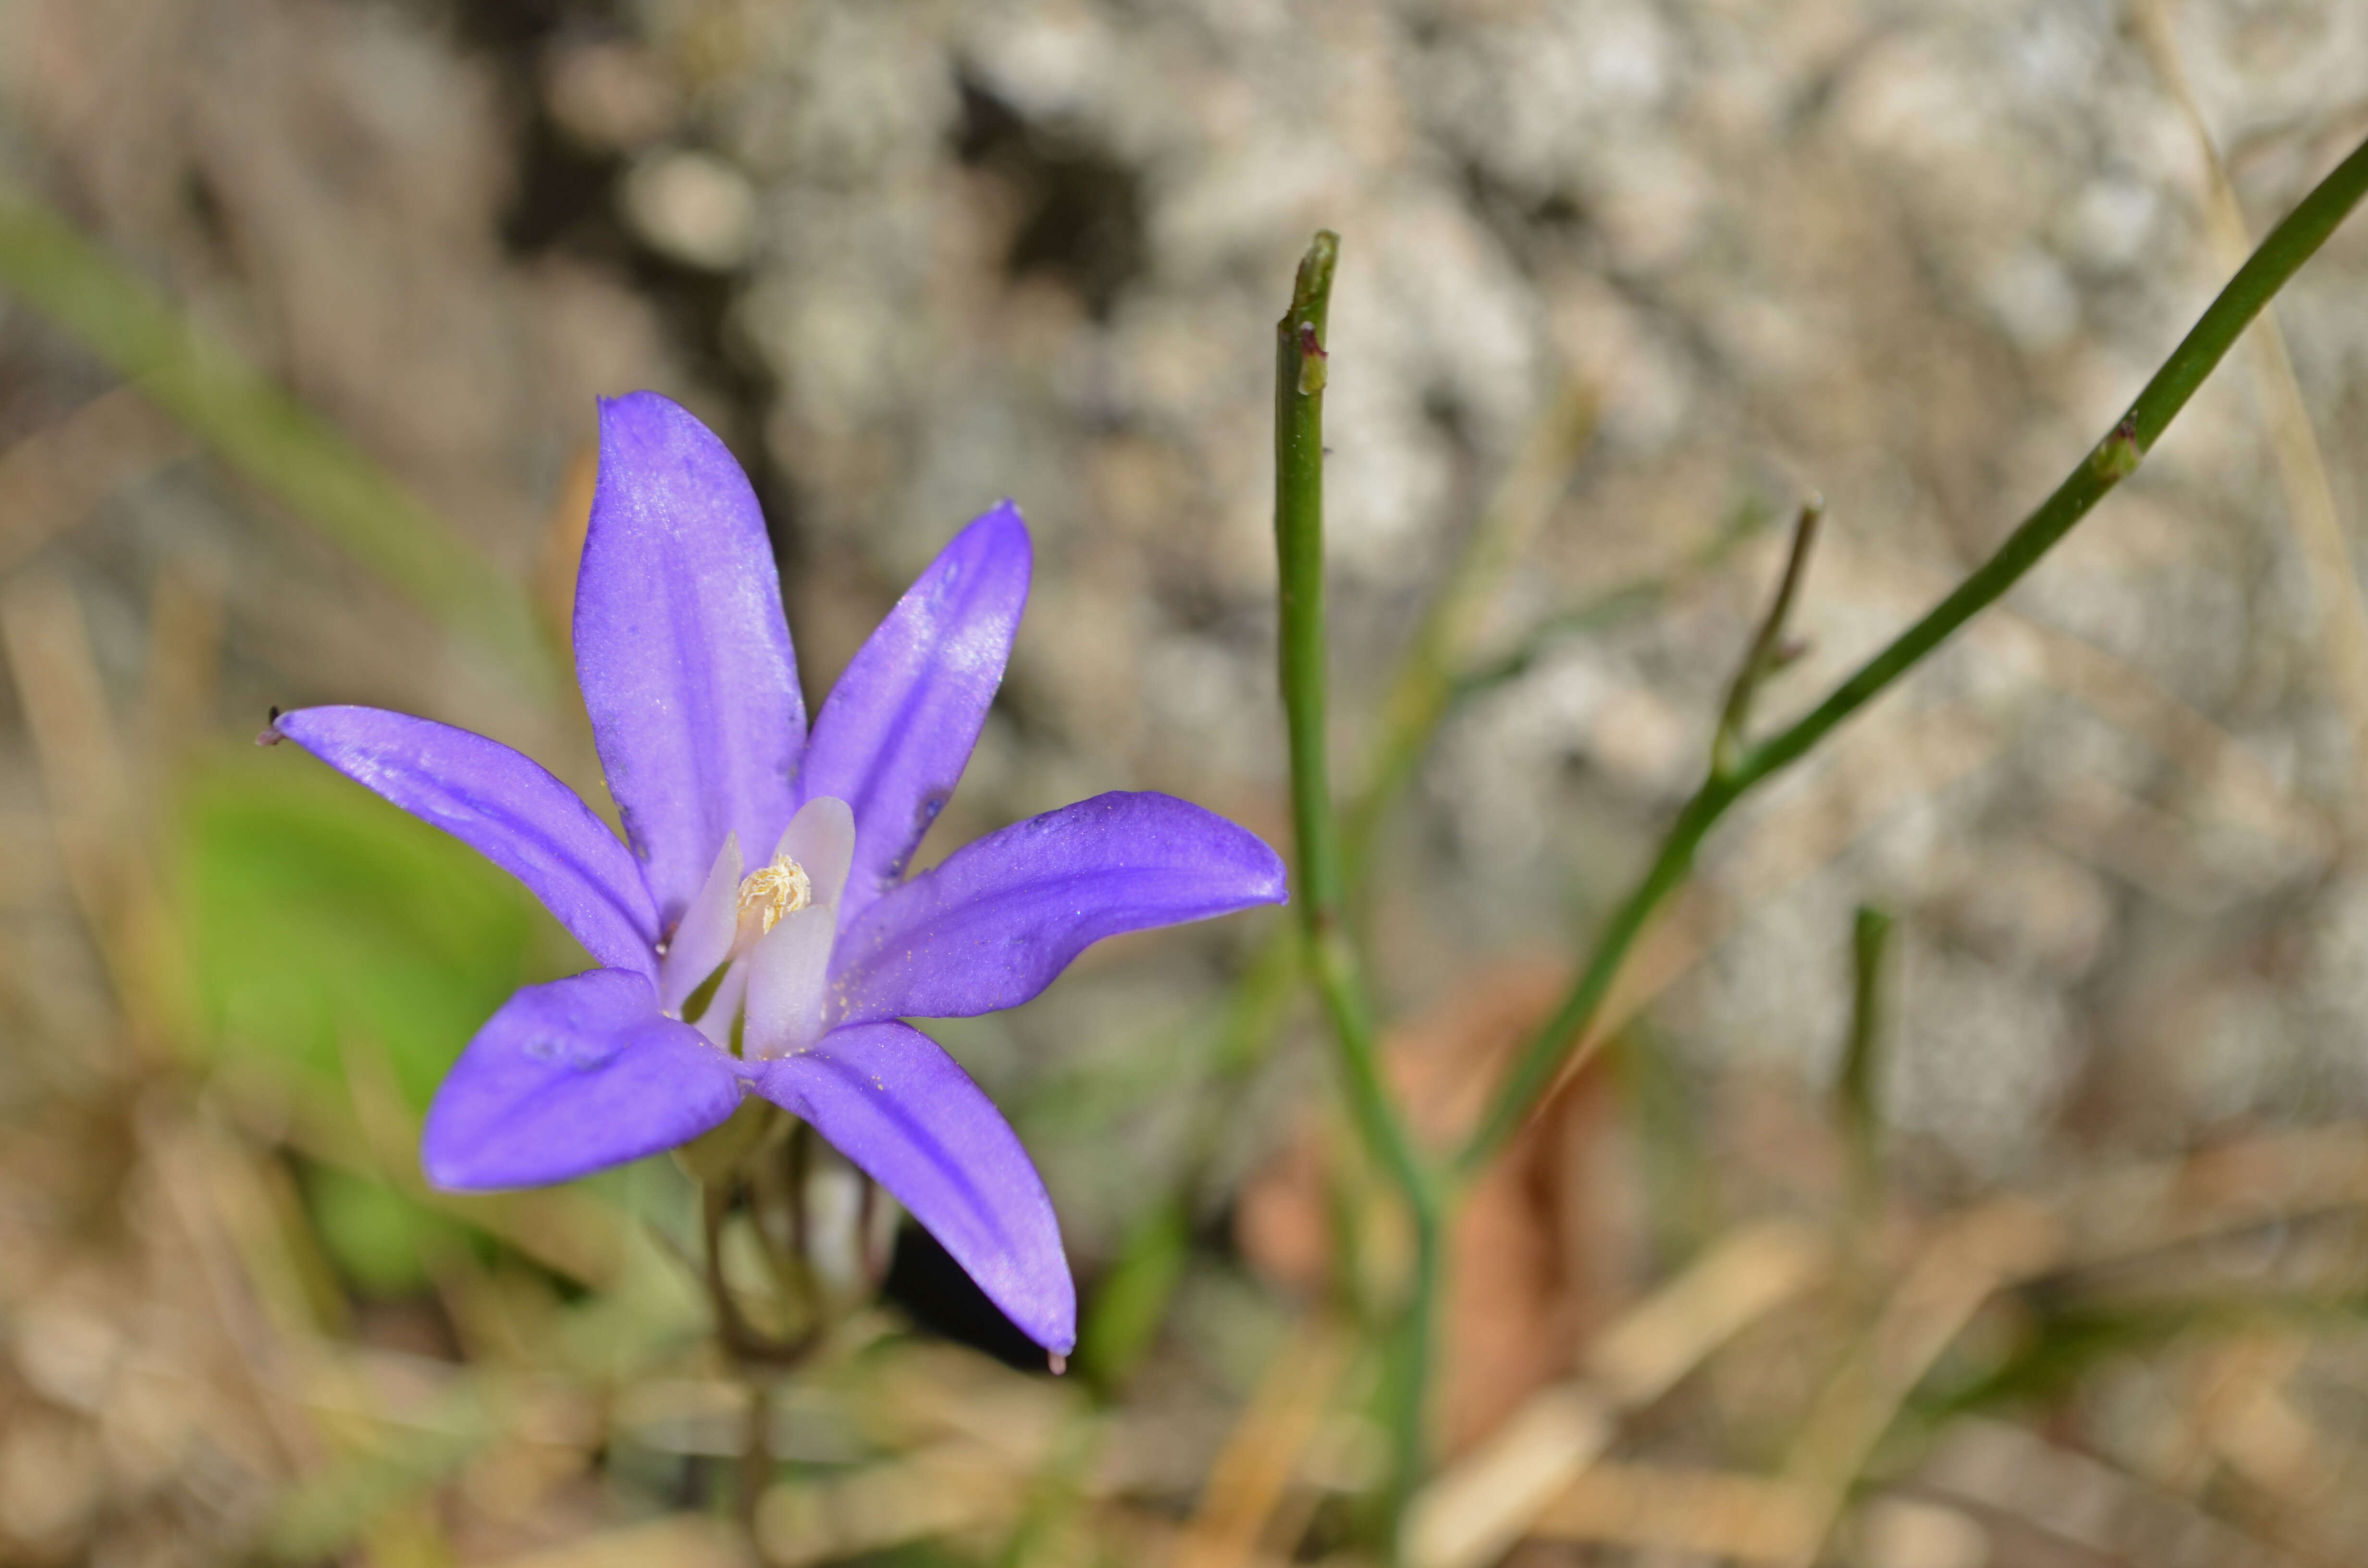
[796,503,1030,919]
[273,706,660,978]
[576,392,804,927]
[831,791,1287,1024]
[751,1020,1073,1353]
[422,968,748,1189]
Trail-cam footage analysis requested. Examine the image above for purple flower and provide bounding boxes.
[269,392,1286,1356]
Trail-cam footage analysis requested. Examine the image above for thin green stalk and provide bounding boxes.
[1459,784,1727,1176]
[1076,501,1765,1388]
[1713,497,1824,777]
[1273,231,1443,1545]
[1838,904,1894,1208]
[1458,131,2368,1178]
[1277,233,1346,918]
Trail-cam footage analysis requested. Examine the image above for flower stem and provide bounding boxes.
[1077,495,1766,1390]
[1276,233,1344,918]
[1273,231,1443,1548]
[740,1379,773,1541]
[1457,128,2368,1179]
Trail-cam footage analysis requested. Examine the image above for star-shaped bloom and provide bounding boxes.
[270,392,1287,1356]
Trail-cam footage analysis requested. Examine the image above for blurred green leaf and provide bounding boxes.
[1914,1291,2365,1424]
[258,1388,493,1562]
[176,747,543,1112]
[1607,1018,1720,1264]
[1076,1193,1190,1390]
[301,1163,471,1298]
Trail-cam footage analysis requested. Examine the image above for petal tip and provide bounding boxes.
[1000,1282,1077,1360]
[960,498,1033,560]
[596,386,684,423]
[418,1137,498,1194]
[260,704,354,758]
[595,390,728,468]
[1248,838,1291,905]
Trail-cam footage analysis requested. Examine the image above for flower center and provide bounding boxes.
[735,852,812,943]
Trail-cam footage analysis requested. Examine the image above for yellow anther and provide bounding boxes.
[736,853,813,938]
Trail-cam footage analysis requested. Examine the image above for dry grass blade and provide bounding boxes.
[137,1110,329,1475]
[2187,1333,2332,1509]
[1528,1463,1825,1563]
[0,388,195,574]
[1760,1122,2368,1567]
[1923,1416,2305,1568]
[1585,1219,1832,1409]
[1408,1115,2368,1568]
[1406,1219,1830,1568]
[481,1516,754,1568]
[1773,1201,2063,1568]
[1169,1317,1354,1568]
[138,555,224,760]
[0,576,135,846]
[754,1441,1021,1567]
[1403,1384,1612,1568]
[2050,1121,2368,1270]
[0,573,180,1055]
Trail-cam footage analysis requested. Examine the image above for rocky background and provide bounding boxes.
[4,0,2368,1564]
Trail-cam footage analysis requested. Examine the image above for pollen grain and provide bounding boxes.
[736,853,813,936]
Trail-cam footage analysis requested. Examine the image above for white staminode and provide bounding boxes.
[657,797,856,1060]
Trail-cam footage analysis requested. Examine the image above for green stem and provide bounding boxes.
[1457,783,1730,1177]
[1838,904,1894,1208]
[1078,497,1765,1388]
[740,1380,774,1539]
[1277,233,1345,918]
[1274,231,1443,1546]
[1457,130,2368,1179]
[1713,497,1824,777]
[700,1172,824,1369]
